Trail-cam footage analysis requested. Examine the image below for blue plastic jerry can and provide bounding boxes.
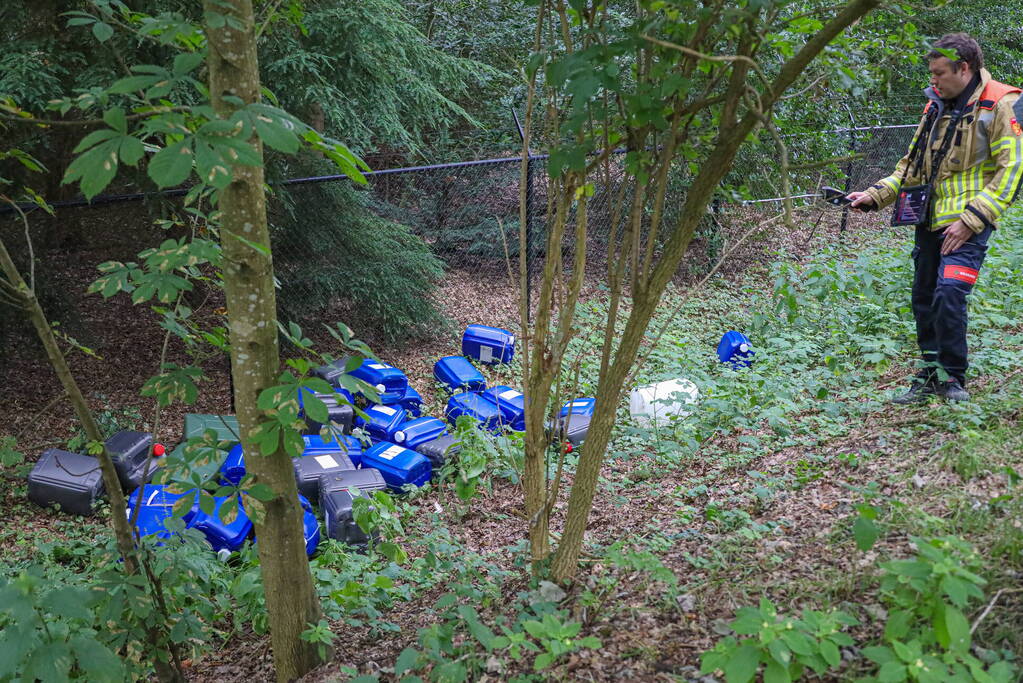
[133,504,183,542]
[220,443,246,486]
[298,494,320,557]
[560,397,596,418]
[191,496,253,553]
[434,356,487,393]
[302,433,364,467]
[717,331,755,367]
[398,385,423,417]
[462,324,515,365]
[348,359,409,404]
[446,391,505,432]
[127,484,199,524]
[361,443,432,491]
[354,403,407,442]
[392,417,449,450]
[483,386,526,431]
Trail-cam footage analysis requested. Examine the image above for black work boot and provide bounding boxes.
[938,378,970,402]
[890,375,937,404]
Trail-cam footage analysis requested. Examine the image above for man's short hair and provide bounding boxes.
[927,33,984,73]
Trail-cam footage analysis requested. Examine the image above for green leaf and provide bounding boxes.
[119,136,145,166]
[533,652,554,672]
[173,51,205,75]
[103,107,127,134]
[938,605,971,653]
[819,639,840,667]
[884,610,913,641]
[767,640,791,668]
[72,128,119,154]
[22,641,74,683]
[724,643,761,683]
[107,75,161,94]
[194,140,232,188]
[780,631,814,657]
[92,21,114,42]
[245,483,276,502]
[41,586,93,621]
[304,394,329,425]
[853,515,880,551]
[148,139,194,188]
[394,647,419,676]
[763,659,791,683]
[252,112,300,153]
[878,660,907,682]
[941,575,970,608]
[70,636,124,682]
[63,139,120,199]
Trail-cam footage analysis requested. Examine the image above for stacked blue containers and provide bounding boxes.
[462,324,515,364]
[717,331,754,367]
[483,386,526,431]
[560,397,596,417]
[128,485,252,553]
[392,417,448,450]
[434,356,487,393]
[446,391,506,432]
[361,443,432,490]
[355,404,407,442]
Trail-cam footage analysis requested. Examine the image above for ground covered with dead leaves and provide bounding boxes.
[2,205,1021,682]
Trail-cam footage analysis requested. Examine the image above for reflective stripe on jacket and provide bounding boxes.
[866,69,1023,232]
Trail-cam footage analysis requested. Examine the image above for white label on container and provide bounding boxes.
[509,335,515,345]
[479,346,493,362]
[499,389,522,400]
[375,405,397,416]
[571,400,590,407]
[315,455,339,469]
[377,445,404,461]
[368,363,387,369]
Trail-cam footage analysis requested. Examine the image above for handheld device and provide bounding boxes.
[820,186,852,206]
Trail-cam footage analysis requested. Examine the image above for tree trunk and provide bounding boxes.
[203,2,325,680]
[545,0,883,583]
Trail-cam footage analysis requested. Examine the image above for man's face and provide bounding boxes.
[928,57,973,99]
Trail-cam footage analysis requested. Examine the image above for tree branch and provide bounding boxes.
[0,106,192,128]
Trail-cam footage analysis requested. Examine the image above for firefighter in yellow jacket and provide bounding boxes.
[848,33,1023,403]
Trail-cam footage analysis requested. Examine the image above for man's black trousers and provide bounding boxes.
[911,224,993,385]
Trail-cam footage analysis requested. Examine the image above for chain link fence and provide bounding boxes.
[0,119,919,348]
[268,121,917,338]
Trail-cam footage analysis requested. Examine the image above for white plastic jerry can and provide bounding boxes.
[629,378,700,427]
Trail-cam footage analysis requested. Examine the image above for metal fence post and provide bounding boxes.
[840,103,856,238]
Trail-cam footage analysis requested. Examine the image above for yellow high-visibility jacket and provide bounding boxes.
[866,69,1023,232]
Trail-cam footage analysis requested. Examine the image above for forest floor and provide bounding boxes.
[2,204,1021,682]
